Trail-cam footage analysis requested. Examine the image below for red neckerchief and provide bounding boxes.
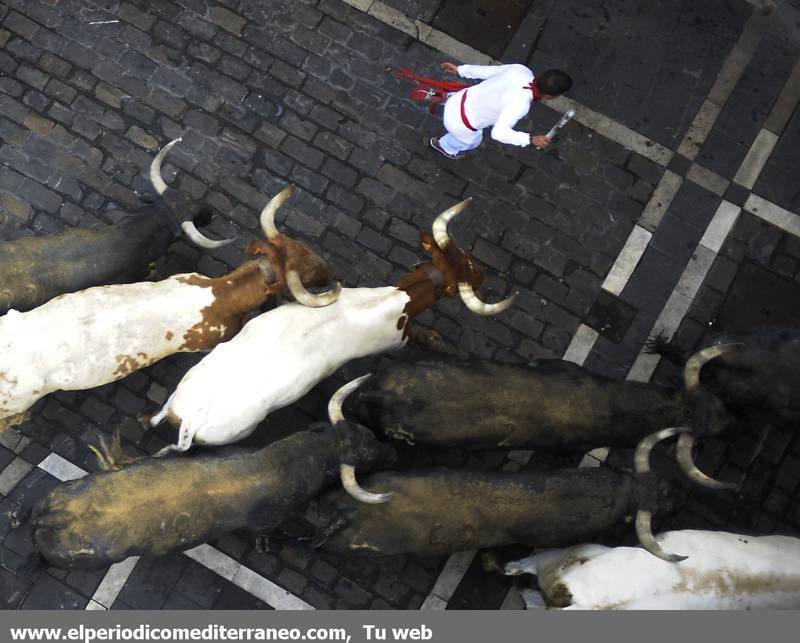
[525,80,542,101]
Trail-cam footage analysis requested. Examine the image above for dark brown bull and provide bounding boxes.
[308,426,685,561]
[352,354,733,451]
[26,423,394,571]
[329,355,734,499]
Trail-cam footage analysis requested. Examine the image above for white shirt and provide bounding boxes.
[455,63,535,147]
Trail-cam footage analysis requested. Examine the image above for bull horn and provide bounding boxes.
[328,374,372,424]
[149,137,183,195]
[329,376,393,505]
[683,344,736,391]
[340,464,392,504]
[432,197,472,249]
[635,510,687,563]
[180,221,236,249]
[634,426,688,562]
[458,282,516,316]
[261,185,297,240]
[286,270,341,307]
[676,433,736,490]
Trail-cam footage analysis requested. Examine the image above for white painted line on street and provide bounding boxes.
[0,457,34,495]
[700,201,742,253]
[90,557,140,610]
[562,323,599,365]
[734,129,779,189]
[686,163,730,196]
[234,564,314,610]
[420,593,449,610]
[601,225,653,296]
[677,100,724,160]
[422,550,475,609]
[548,96,673,166]
[38,452,87,482]
[764,58,800,135]
[745,194,800,236]
[638,171,683,232]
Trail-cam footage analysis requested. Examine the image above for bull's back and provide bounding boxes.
[364,358,685,450]
[317,468,634,556]
[0,214,173,315]
[170,287,408,444]
[0,276,214,418]
[533,531,800,609]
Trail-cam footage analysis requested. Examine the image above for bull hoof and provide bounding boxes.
[0,411,30,433]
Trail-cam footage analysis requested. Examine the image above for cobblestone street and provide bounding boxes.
[1,0,800,610]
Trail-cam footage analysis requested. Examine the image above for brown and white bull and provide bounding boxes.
[0,157,338,431]
[24,421,393,571]
[150,199,515,468]
[305,426,684,561]
[505,530,800,609]
[0,138,233,316]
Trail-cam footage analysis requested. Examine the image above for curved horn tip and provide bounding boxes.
[676,433,737,491]
[458,282,517,316]
[634,426,688,473]
[683,343,737,391]
[328,374,372,425]
[341,464,393,504]
[286,271,342,307]
[149,137,184,196]
[636,511,688,563]
[180,221,237,250]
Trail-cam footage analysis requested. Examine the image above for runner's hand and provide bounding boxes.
[531,135,552,149]
[440,62,459,75]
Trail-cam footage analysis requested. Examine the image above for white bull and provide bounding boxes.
[151,199,516,495]
[0,173,338,432]
[505,530,800,609]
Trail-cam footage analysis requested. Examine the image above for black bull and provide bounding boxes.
[1,208,175,315]
[28,424,394,571]
[354,355,733,451]
[687,329,800,428]
[308,467,682,558]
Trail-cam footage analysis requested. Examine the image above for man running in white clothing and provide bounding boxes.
[430,63,572,160]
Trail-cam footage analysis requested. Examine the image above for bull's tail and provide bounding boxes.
[89,431,142,471]
[643,334,688,365]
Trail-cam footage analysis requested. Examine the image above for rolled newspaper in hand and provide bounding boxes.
[545,108,576,140]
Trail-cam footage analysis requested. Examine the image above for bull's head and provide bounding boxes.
[152,138,339,307]
[150,138,237,250]
[329,375,394,505]
[245,186,340,306]
[638,344,739,492]
[396,197,517,321]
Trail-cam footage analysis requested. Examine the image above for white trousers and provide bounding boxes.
[439,90,483,155]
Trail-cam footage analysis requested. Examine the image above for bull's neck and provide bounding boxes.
[395,263,444,335]
[209,260,274,317]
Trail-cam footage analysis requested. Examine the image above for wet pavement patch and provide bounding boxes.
[715,261,800,331]
[432,0,534,58]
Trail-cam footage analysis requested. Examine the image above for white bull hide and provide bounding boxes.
[505,530,800,610]
[152,286,410,452]
[0,277,221,428]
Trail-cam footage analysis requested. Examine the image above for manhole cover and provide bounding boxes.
[714,261,800,331]
[432,0,533,59]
